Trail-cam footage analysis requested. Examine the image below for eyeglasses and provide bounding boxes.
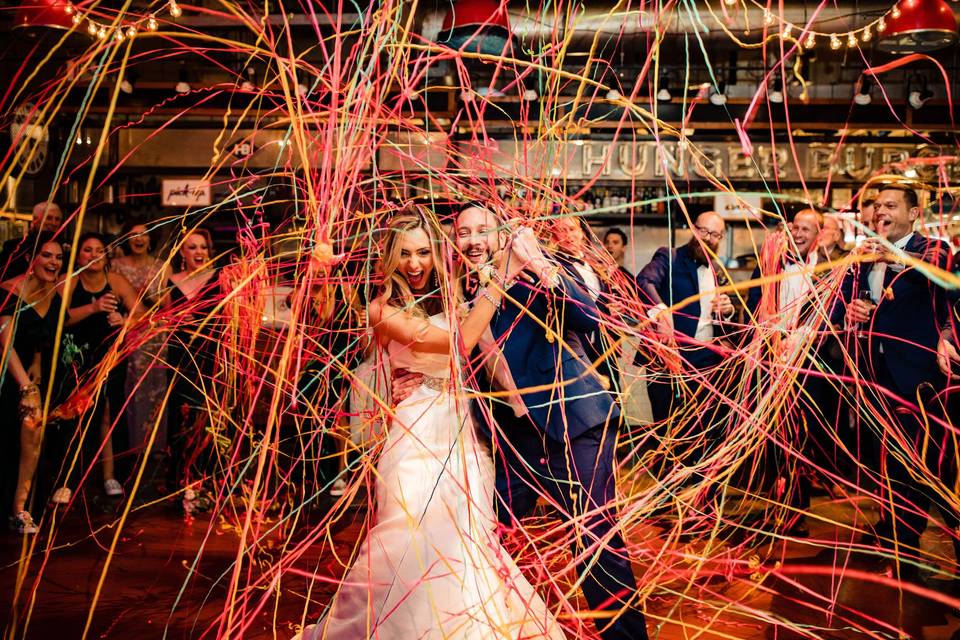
[694,226,724,241]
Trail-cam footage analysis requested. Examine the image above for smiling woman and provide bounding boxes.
[0,233,64,534]
[162,227,222,511]
[112,220,168,456]
[398,226,435,293]
[54,232,146,503]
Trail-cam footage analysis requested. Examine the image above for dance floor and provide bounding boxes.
[3,485,960,639]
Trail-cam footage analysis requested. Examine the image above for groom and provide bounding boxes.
[399,204,648,640]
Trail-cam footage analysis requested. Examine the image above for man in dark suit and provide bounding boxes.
[454,204,649,640]
[838,185,954,576]
[818,213,848,263]
[635,211,736,423]
[604,227,633,279]
[0,201,62,278]
[746,208,835,537]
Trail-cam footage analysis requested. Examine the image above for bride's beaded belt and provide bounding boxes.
[422,375,450,392]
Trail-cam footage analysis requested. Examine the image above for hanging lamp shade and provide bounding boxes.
[876,0,958,54]
[14,0,76,30]
[437,0,513,55]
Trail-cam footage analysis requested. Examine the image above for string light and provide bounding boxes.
[735,2,901,52]
[67,4,179,43]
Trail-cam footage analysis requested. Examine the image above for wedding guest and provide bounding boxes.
[838,185,955,577]
[603,227,633,278]
[0,233,64,533]
[113,221,168,454]
[0,202,63,278]
[55,233,146,502]
[162,228,222,510]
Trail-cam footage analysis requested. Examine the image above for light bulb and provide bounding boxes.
[88,20,97,34]
[147,15,158,30]
[782,24,793,39]
[830,34,841,50]
[126,25,136,37]
[877,17,887,33]
[891,5,901,19]
[847,32,857,47]
[862,26,872,42]
[804,32,816,48]
[97,26,107,39]
[71,13,81,25]
[64,3,74,14]
[114,29,124,41]
[763,10,775,26]
[169,2,182,18]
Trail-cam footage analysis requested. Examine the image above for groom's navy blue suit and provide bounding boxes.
[476,268,649,640]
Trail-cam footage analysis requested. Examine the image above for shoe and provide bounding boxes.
[329,478,347,497]
[9,511,38,534]
[104,478,123,497]
[51,487,72,504]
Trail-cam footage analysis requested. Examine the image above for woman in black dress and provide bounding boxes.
[162,228,221,508]
[56,233,145,502]
[0,233,64,533]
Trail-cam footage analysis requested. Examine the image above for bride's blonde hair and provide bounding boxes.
[378,207,448,318]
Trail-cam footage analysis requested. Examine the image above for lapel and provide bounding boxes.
[673,245,700,302]
[493,279,531,338]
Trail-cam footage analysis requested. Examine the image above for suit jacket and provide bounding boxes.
[489,270,619,442]
[0,236,30,279]
[745,256,823,322]
[834,234,950,396]
[634,244,732,369]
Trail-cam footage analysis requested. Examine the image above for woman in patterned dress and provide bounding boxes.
[113,221,168,454]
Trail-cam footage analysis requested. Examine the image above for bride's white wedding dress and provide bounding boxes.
[295,314,564,640]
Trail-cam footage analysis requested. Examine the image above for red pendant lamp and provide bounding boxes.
[14,0,78,30]
[876,0,958,53]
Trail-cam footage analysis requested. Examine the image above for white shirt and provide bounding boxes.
[868,232,913,303]
[695,265,717,341]
[777,252,818,330]
[573,261,601,301]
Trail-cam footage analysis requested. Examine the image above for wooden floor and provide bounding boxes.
[3,483,960,640]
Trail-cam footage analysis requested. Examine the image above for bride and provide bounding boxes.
[295,210,565,639]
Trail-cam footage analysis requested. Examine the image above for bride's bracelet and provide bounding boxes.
[476,286,501,307]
